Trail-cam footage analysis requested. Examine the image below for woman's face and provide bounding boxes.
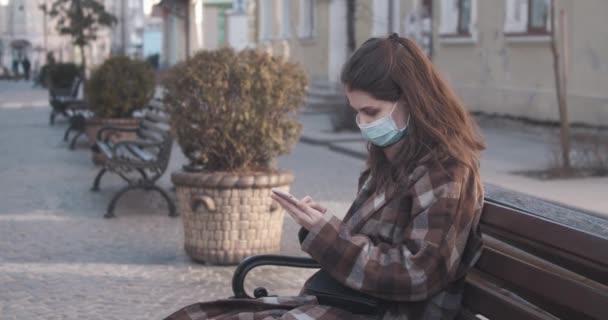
[345,89,409,129]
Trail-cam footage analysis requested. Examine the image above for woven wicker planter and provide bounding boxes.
[171,169,294,265]
[85,117,140,165]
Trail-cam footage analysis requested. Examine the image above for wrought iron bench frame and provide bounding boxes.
[90,99,177,219]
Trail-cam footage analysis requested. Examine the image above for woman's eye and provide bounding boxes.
[365,111,378,117]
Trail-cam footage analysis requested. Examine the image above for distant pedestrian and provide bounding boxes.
[22,56,31,81]
[11,59,19,80]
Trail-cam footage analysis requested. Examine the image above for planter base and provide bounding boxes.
[172,170,294,265]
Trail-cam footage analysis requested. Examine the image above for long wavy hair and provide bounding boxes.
[341,34,485,192]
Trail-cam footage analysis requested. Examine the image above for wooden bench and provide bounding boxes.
[48,76,93,149]
[231,190,608,319]
[49,77,87,125]
[90,99,177,218]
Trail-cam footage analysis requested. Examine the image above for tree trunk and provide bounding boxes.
[79,44,87,99]
[79,44,86,81]
[550,2,571,169]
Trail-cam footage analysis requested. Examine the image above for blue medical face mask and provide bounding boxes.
[356,101,410,147]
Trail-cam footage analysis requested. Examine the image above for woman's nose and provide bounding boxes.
[356,114,369,126]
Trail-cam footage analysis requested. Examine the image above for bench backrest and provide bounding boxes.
[460,199,608,320]
[136,99,173,171]
[50,76,81,99]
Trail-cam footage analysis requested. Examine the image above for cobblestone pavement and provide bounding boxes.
[0,82,366,319]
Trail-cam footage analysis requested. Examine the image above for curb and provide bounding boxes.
[0,101,49,109]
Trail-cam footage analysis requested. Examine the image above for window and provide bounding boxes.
[298,0,315,39]
[439,0,476,37]
[504,0,551,35]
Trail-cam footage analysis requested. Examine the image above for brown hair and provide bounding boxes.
[341,34,485,192]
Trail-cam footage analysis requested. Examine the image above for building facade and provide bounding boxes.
[0,0,147,76]
[106,0,146,58]
[428,0,608,126]
[248,0,607,126]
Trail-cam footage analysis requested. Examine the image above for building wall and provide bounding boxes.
[107,0,146,58]
[431,0,608,126]
[204,6,220,49]
[284,0,330,80]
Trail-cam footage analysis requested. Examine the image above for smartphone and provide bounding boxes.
[271,188,300,206]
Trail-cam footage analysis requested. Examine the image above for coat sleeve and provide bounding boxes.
[300,165,481,302]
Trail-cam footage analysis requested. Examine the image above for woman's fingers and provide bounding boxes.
[271,194,310,224]
[300,196,328,214]
[271,194,321,229]
[310,203,327,214]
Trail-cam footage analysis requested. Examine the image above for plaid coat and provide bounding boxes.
[163,158,484,320]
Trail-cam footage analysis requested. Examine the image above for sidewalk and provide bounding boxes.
[297,112,608,218]
[0,80,49,109]
[0,83,358,319]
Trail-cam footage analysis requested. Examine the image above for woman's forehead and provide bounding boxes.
[345,90,390,108]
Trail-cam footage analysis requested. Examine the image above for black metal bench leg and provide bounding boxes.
[91,168,107,192]
[69,131,84,150]
[147,184,178,217]
[105,185,139,218]
[137,169,148,181]
[64,125,73,142]
[50,110,57,125]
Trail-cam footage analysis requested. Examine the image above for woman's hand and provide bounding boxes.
[271,194,326,230]
[300,196,328,214]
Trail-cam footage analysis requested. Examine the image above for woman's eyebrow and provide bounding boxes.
[361,106,377,112]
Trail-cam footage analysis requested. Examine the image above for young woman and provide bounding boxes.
[164,33,485,320]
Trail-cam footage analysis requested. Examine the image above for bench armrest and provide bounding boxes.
[97,126,139,141]
[231,254,321,299]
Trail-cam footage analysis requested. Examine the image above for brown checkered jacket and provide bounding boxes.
[300,158,484,319]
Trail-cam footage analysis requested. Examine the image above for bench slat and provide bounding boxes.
[481,201,608,284]
[124,144,155,162]
[145,112,170,124]
[463,271,560,320]
[455,309,482,320]
[476,235,608,319]
[148,99,164,110]
[482,224,608,287]
[141,119,170,134]
[139,128,164,142]
[96,142,113,159]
